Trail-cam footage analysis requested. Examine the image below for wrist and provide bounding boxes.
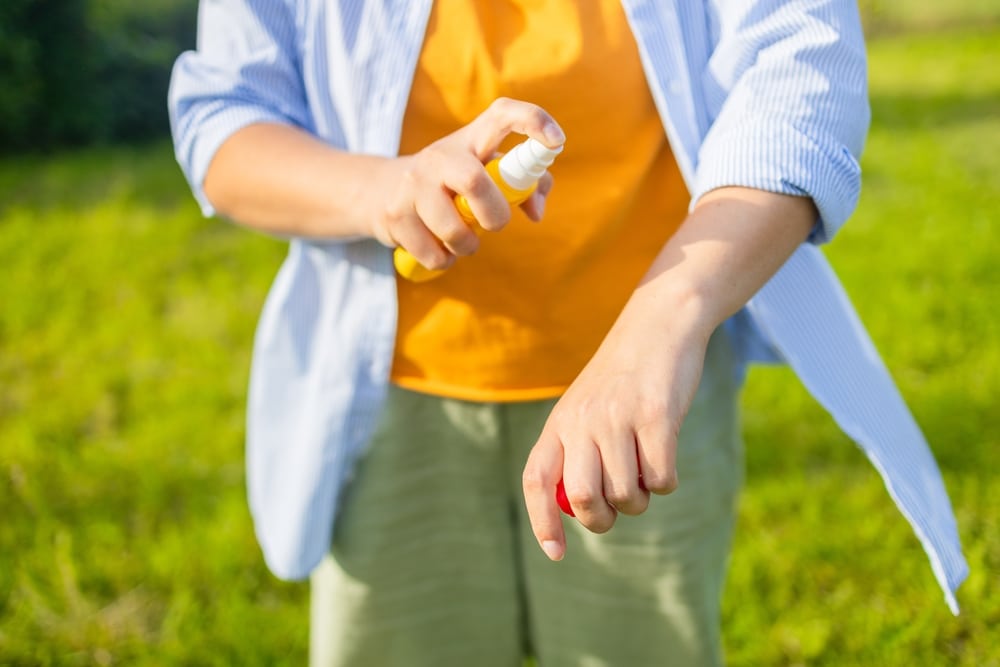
[622,278,719,347]
[335,153,400,244]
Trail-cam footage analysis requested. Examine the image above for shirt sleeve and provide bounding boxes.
[694,0,870,244]
[168,0,311,216]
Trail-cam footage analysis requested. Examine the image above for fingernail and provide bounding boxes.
[543,121,565,147]
[534,196,545,221]
[542,540,564,561]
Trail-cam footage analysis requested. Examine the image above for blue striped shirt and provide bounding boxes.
[168,0,967,612]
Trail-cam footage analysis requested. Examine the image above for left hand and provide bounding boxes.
[521,187,816,561]
[522,288,712,561]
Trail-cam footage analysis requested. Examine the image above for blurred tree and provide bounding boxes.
[2,1,997,152]
[0,3,40,145]
[0,0,91,150]
[0,0,197,152]
[89,0,199,142]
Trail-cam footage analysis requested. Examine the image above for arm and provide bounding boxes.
[523,188,814,559]
[170,2,562,263]
[521,0,869,561]
[200,105,562,269]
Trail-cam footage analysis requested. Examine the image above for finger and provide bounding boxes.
[414,186,481,256]
[600,432,650,516]
[465,97,566,162]
[520,171,553,222]
[385,156,455,270]
[635,417,679,496]
[384,196,454,271]
[522,430,567,561]
[441,155,511,232]
[563,440,617,533]
[393,225,455,271]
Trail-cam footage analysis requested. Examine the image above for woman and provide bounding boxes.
[169,1,965,664]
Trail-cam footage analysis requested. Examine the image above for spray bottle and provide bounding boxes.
[393,137,563,282]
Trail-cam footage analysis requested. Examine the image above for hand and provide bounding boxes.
[522,288,713,561]
[365,97,564,271]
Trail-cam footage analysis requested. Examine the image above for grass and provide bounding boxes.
[0,148,304,664]
[859,0,1000,35]
[1,24,998,667]
[728,27,1000,666]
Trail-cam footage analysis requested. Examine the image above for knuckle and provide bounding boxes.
[436,217,470,242]
[603,486,633,509]
[413,146,447,180]
[549,410,573,433]
[636,396,669,425]
[605,487,649,516]
[489,96,515,114]
[420,250,452,271]
[419,142,447,164]
[453,167,487,197]
[528,104,548,125]
[568,397,596,422]
[477,203,511,232]
[566,488,601,513]
[383,193,413,224]
[626,497,651,516]
[400,158,425,188]
[645,470,679,495]
[585,515,615,535]
[521,468,547,494]
[604,398,628,425]
[448,231,480,256]
[485,97,547,130]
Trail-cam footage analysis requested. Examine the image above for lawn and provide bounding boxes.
[1,24,998,667]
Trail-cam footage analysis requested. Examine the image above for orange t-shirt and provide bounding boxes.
[391,0,689,401]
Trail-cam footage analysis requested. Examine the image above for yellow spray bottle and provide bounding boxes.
[394,137,564,282]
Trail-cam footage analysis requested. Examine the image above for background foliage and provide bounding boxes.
[0,0,198,151]
[0,1,998,665]
[1,0,997,152]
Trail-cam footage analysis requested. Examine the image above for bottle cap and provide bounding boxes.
[497,138,563,190]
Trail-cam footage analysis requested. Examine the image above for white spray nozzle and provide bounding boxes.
[498,138,564,191]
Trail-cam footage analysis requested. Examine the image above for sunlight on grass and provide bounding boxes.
[1,25,997,667]
[732,28,999,666]
[0,147,306,664]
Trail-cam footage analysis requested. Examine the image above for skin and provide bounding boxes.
[523,185,814,560]
[203,96,815,563]
[203,98,559,257]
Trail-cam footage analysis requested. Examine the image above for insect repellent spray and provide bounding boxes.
[393,137,563,282]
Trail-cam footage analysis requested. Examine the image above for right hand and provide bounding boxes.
[365,97,565,271]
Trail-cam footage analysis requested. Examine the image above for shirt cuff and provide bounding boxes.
[691,119,862,244]
[174,99,300,218]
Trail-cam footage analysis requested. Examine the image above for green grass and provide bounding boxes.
[860,0,1000,35]
[729,28,1000,666]
[2,26,998,667]
[0,150,304,663]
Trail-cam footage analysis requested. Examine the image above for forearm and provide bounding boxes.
[203,122,387,240]
[621,186,816,342]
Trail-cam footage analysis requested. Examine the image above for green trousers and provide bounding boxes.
[310,330,742,667]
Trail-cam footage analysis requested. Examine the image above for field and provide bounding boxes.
[1,23,998,667]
